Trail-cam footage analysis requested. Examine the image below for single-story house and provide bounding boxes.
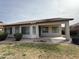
[0,18,73,40]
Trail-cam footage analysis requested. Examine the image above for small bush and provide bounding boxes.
[0,32,8,41]
[14,33,23,41]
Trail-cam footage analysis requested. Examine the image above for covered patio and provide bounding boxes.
[1,18,73,42]
[36,20,71,41]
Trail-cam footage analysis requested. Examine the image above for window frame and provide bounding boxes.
[15,26,19,33]
[21,26,30,35]
[52,27,59,33]
[41,26,48,33]
[33,26,36,35]
[5,27,12,34]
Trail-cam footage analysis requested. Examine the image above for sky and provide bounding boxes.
[0,0,79,25]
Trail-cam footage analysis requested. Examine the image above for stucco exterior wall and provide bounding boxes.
[6,25,39,38]
[4,21,67,38]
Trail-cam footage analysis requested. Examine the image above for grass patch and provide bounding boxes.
[0,43,79,59]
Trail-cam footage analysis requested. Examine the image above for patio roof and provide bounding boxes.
[4,18,73,26]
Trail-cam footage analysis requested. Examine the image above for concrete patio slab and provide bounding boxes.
[0,37,71,44]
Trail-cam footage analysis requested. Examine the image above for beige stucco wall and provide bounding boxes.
[4,21,68,38]
[6,25,39,38]
[0,28,2,30]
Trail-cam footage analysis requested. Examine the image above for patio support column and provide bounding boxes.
[36,25,39,38]
[12,27,15,34]
[30,25,39,38]
[1,27,4,32]
[59,25,62,36]
[19,26,21,33]
[30,25,33,38]
[65,21,71,40]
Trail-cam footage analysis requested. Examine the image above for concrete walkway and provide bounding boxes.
[0,37,71,44]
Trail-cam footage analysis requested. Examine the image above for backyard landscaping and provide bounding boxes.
[0,43,79,59]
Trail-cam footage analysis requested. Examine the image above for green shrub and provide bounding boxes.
[14,33,23,41]
[0,32,8,41]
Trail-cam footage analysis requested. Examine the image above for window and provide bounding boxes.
[5,27,12,34]
[15,27,19,33]
[33,26,36,34]
[4,28,7,33]
[9,28,12,34]
[42,27,48,33]
[52,27,58,33]
[21,27,30,34]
